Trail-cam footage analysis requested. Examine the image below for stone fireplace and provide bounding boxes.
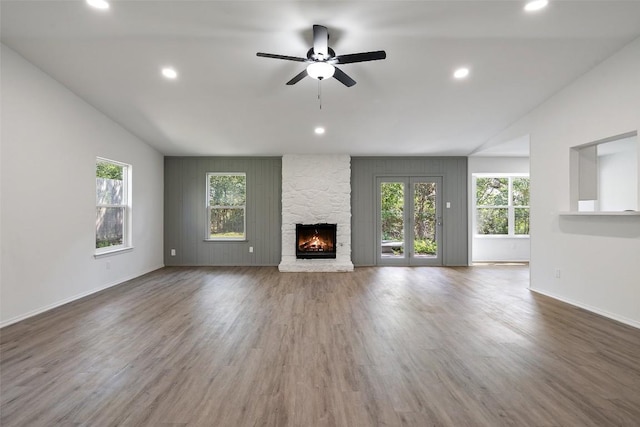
[278,154,354,272]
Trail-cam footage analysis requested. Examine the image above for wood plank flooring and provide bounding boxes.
[1,266,639,426]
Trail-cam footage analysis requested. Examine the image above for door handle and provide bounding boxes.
[437,217,443,226]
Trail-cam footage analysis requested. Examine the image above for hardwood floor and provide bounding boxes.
[1,266,639,426]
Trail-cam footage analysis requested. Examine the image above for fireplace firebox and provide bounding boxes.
[296,223,337,259]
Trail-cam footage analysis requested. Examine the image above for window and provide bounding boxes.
[207,173,246,240]
[474,175,530,236]
[96,158,131,253]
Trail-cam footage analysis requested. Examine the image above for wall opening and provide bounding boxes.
[571,131,638,212]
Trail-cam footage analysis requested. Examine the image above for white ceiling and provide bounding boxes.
[2,1,640,157]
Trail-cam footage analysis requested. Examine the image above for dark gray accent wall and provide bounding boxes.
[164,157,282,266]
[351,157,468,266]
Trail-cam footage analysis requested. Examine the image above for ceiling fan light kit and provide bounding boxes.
[306,62,335,80]
[86,0,110,10]
[257,24,386,88]
[525,0,549,12]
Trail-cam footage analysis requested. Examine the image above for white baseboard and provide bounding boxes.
[529,288,640,329]
[0,265,164,329]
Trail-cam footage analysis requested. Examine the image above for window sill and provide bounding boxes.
[474,235,530,238]
[559,211,640,216]
[94,247,133,258]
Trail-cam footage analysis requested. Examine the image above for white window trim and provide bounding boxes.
[94,247,134,259]
[473,174,530,238]
[205,172,247,241]
[95,157,132,255]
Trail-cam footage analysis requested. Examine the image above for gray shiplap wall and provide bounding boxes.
[164,157,282,266]
[351,157,468,266]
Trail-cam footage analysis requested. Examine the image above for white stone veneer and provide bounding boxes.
[278,154,354,272]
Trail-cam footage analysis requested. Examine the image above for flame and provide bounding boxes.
[298,232,334,251]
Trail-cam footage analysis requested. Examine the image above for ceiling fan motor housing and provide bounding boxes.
[307,47,336,61]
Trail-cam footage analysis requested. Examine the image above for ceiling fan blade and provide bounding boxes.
[312,25,329,58]
[257,52,307,62]
[334,50,387,64]
[286,69,308,85]
[333,67,356,87]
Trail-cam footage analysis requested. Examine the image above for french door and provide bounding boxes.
[377,176,443,266]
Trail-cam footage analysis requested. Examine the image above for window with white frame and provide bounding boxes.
[96,158,131,252]
[206,173,246,240]
[474,175,530,236]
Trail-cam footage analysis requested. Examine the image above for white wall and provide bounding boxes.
[485,38,640,327]
[0,45,164,327]
[468,157,530,263]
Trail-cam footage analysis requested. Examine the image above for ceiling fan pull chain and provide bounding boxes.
[318,80,322,110]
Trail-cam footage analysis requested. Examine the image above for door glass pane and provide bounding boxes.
[414,182,437,258]
[381,182,404,258]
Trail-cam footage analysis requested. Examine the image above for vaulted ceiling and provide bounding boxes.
[2,1,640,156]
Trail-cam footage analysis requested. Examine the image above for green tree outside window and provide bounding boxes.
[475,176,529,236]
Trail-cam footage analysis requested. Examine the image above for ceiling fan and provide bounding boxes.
[257,24,386,87]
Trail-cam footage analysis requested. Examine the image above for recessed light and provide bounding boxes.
[314,127,325,135]
[86,0,110,10]
[161,67,178,80]
[524,0,548,12]
[453,67,470,79]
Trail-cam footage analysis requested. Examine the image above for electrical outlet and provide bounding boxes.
[554,269,561,279]
[446,202,451,208]
[171,249,176,256]
[249,246,254,253]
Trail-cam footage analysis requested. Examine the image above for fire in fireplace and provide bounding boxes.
[296,223,337,259]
